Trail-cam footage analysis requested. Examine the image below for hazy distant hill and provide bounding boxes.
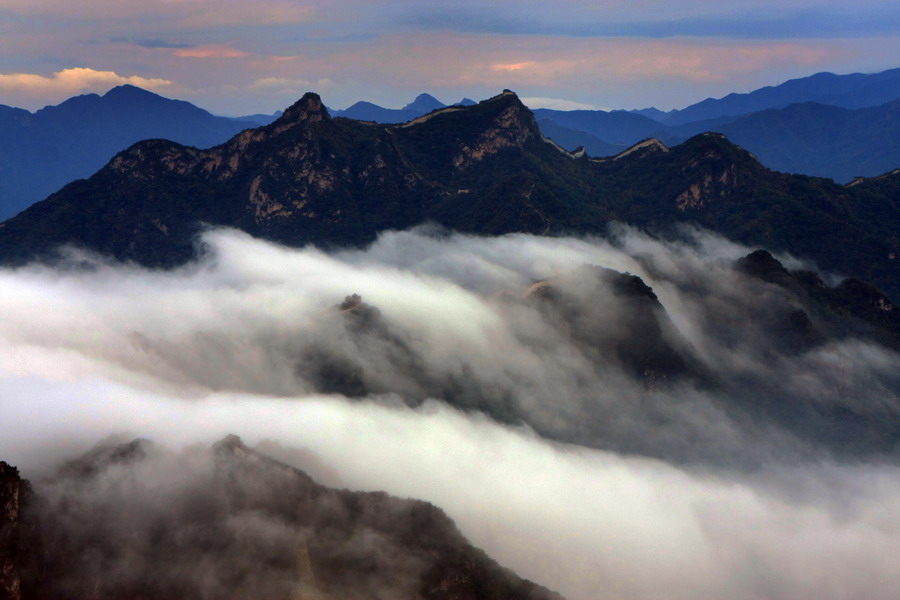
[531,108,669,146]
[1,90,898,299]
[710,99,900,182]
[651,67,900,125]
[0,85,257,220]
[230,111,282,126]
[536,118,626,157]
[332,93,475,123]
[540,68,900,182]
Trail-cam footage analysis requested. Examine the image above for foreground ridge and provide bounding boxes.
[0,437,562,600]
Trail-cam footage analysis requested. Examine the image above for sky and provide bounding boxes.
[1,0,900,115]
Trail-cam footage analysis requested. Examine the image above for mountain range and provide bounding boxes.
[327,69,900,183]
[636,67,900,124]
[1,90,898,300]
[2,68,900,223]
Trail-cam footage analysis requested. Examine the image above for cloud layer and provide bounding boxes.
[1,227,899,600]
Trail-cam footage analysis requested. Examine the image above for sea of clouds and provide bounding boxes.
[1,226,899,600]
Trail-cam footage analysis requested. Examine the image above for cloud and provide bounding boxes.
[2,381,900,600]
[1,226,899,600]
[173,44,249,58]
[247,76,311,92]
[0,0,314,27]
[395,2,900,39]
[0,67,171,93]
[109,37,195,49]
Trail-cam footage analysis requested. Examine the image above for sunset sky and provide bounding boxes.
[2,0,900,115]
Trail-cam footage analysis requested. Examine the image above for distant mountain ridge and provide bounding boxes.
[0,85,258,220]
[538,68,900,182]
[333,93,475,123]
[644,67,900,125]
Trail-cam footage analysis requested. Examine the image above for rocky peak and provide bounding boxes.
[449,90,541,169]
[213,433,251,457]
[277,92,330,126]
[736,249,792,285]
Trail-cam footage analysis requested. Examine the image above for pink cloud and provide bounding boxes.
[174,45,249,58]
[0,67,171,92]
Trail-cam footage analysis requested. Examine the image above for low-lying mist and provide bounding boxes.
[2,226,899,600]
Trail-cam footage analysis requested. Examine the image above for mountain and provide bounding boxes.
[333,100,423,123]
[706,99,900,183]
[536,118,626,157]
[531,108,669,146]
[333,95,492,123]
[656,68,900,125]
[230,110,283,126]
[332,92,464,124]
[552,97,900,183]
[403,92,445,113]
[0,90,898,299]
[0,437,561,600]
[0,85,258,220]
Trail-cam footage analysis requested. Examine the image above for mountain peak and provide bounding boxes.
[402,92,445,114]
[103,84,162,101]
[278,92,330,125]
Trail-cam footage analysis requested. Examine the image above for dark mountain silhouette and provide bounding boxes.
[0,437,561,600]
[0,91,898,299]
[0,85,257,220]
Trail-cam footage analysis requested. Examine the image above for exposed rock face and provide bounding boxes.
[10,438,562,600]
[0,462,31,600]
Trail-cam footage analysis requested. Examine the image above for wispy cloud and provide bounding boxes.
[117,38,195,49]
[174,44,249,59]
[396,3,900,40]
